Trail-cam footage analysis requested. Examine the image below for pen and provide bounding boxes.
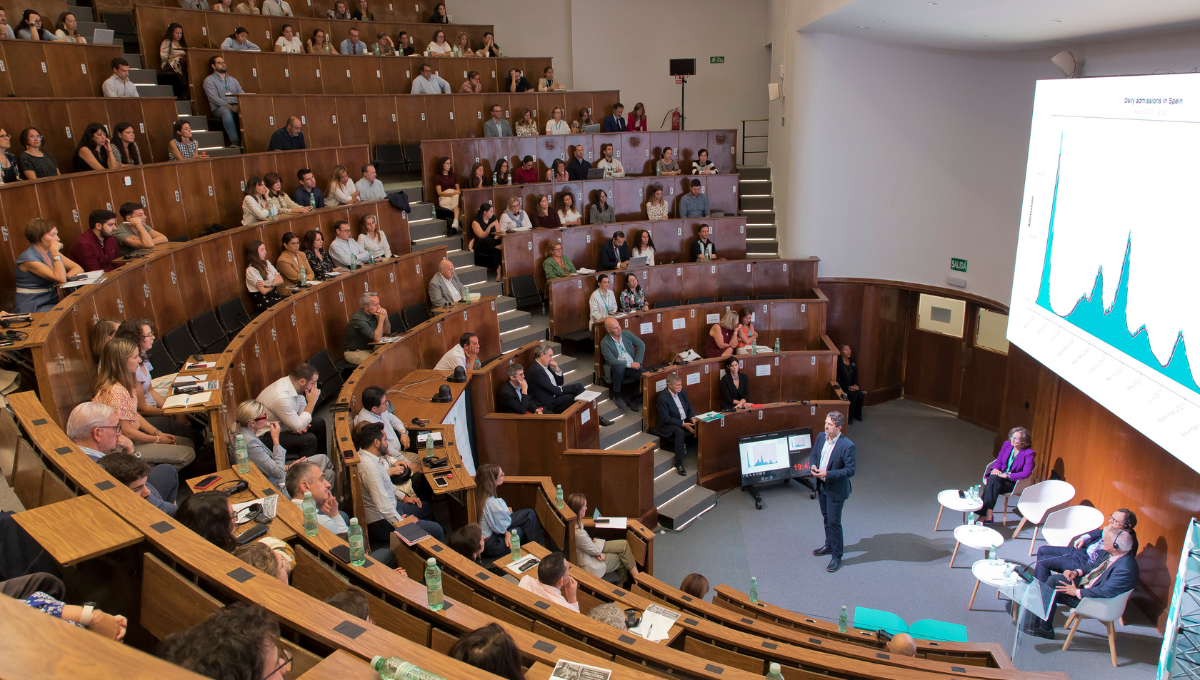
[646,623,653,638]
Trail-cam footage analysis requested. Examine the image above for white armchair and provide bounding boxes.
[1041,506,1105,549]
[1062,589,1133,667]
[1011,480,1075,555]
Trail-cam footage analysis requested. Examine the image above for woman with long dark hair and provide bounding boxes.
[276,231,315,286]
[169,120,203,161]
[449,624,525,680]
[631,229,656,266]
[159,23,189,99]
[433,156,460,230]
[466,162,488,188]
[110,123,142,166]
[470,202,502,281]
[545,158,568,183]
[554,191,580,226]
[244,239,285,310]
[474,464,544,559]
[72,123,118,172]
[176,492,238,552]
[493,157,511,185]
[242,176,271,225]
[301,228,339,277]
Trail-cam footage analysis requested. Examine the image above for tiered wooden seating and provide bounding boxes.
[130,0,456,24]
[236,90,621,152]
[0,40,123,97]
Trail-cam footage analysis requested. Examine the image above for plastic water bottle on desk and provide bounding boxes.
[492,171,497,185]
[301,491,318,537]
[774,338,780,354]
[838,605,848,633]
[749,577,758,603]
[234,435,249,474]
[348,518,365,566]
[425,433,434,457]
[371,655,444,680]
[765,663,785,680]
[299,265,307,287]
[463,284,470,302]
[425,558,444,611]
[555,484,563,508]
[309,193,316,210]
[988,543,997,566]
[510,529,521,561]
[350,252,358,271]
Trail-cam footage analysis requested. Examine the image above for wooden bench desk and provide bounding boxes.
[296,649,376,680]
[187,468,297,542]
[13,494,144,566]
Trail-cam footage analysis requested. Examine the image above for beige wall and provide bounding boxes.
[448,0,574,82]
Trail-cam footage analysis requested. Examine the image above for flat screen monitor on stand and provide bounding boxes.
[738,426,815,509]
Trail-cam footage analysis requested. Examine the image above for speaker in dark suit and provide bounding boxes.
[809,412,856,572]
[656,374,698,476]
[526,346,583,413]
[496,364,537,414]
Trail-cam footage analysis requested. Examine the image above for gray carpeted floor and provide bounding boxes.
[653,399,1163,676]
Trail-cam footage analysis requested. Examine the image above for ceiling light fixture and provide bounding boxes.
[857,25,871,29]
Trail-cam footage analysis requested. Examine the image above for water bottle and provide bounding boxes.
[269,203,277,219]
[774,338,780,354]
[348,518,365,566]
[425,557,444,611]
[751,344,757,355]
[234,434,249,473]
[368,249,376,266]
[510,529,521,561]
[425,433,434,457]
[988,543,997,566]
[309,192,316,209]
[299,265,307,287]
[838,605,848,633]
[555,484,563,508]
[463,284,470,302]
[371,655,445,680]
[749,577,758,603]
[373,43,380,55]
[350,251,358,271]
[301,491,318,537]
[492,171,497,185]
[765,663,785,680]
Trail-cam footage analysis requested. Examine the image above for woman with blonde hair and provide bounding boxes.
[452,30,471,57]
[92,338,195,468]
[704,310,739,358]
[234,399,332,495]
[514,109,538,137]
[474,464,545,559]
[645,184,669,220]
[89,318,119,357]
[264,172,308,216]
[325,164,360,207]
[357,213,391,260]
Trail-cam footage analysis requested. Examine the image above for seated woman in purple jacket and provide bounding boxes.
[977,426,1035,523]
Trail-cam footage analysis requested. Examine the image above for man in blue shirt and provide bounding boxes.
[202,55,244,148]
[293,169,325,208]
[268,116,306,151]
[340,27,367,55]
[411,63,451,94]
[679,179,710,218]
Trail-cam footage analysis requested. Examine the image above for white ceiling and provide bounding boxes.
[802,0,1200,51]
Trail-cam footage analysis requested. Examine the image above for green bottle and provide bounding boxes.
[301,491,318,537]
[774,337,780,354]
[425,558,444,611]
[348,518,365,566]
[234,434,249,474]
[510,529,521,561]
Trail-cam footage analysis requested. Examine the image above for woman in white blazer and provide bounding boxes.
[565,493,639,580]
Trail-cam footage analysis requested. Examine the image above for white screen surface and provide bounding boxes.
[1008,73,1200,474]
[739,439,790,474]
[441,391,475,477]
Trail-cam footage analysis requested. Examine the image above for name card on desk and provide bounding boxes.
[640,322,654,334]
[686,373,700,385]
[655,379,667,392]
[756,364,771,376]
[672,318,686,330]
[581,409,590,424]
[707,313,720,324]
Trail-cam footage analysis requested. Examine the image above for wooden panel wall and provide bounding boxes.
[0,41,122,98]
[131,3,473,40]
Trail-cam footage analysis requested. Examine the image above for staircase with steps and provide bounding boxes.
[738,165,780,259]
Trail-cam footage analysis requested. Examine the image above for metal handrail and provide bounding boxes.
[741,118,769,166]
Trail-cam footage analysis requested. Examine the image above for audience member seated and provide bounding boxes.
[735,306,758,351]
[326,164,361,207]
[169,120,202,161]
[116,203,169,256]
[71,123,118,172]
[103,57,138,98]
[427,29,452,55]
[175,492,237,552]
[589,274,618,329]
[54,11,86,42]
[531,193,561,230]
[265,172,309,216]
[837,344,863,422]
[234,0,260,13]
[268,116,305,150]
[354,385,410,455]
[455,68,479,92]
[596,144,623,179]
[679,179,711,218]
[975,427,1035,523]
[447,523,490,567]
[584,190,615,226]
[470,203,502,280]
[566,493,639,581]
[451,30,471,57]
[233,542,289,584]
[89,318,119,357]
[245,239,286,309]
[222,27,261,51]
[358,214,391,260]
[589,603,628,630]
[603,103,627,132]
[435,332,480,371]
[483,104,512,137]
[428,2,447,22]
[396,31,416,55]
[476,464,545,558]
[356,163,387,201]
[329,220,369,269]
[645,185,669,220]
[285,461,397,567]
[512,155,538,184]
[340,27,366,55]
[325,586,372,621]
[542,242,576,280]
[75,414,179,516]
[308,28,334,53]
[628,102,648,132]
[545,107,569,136]
[692,148,718,175]
[631,229,656,266]
[0,127,19,182]
[601,317,645,412]
[526,344,584,414]
[68,210,121,273]
[571,107,594,134]
[1034,509,1137,582]
[18,127,60,179]
[293,168,325,208]
[344,292,390,365]
[428,258,468,308]
[354,403,436,533]
[235,399,333,495]
[619,273,647,313]
[598,231,631,271]
[566,146,591,182]
[14,218,81,312]
[690,223,716,261]
[111,123,143,166]
[1027,530,1139,639]
[888,633,918,657]
[499,196,532,232]
[449,624,525,680]
[16,10,54,40]
[658,373,699,476]
[556,192,581,227]
[159,23,189,99]
[496,364,538,414]
[257,362,327,461]
[514,109,537,137]
[354,422,445,543]
[327,0,351,20]
[263,0,293,15]
[16,586,128,640]
[505,68,532,92]
[242,177,272,225]
[536,65,565,91]
[680,572,710,599]
[113,318,204,443]
[467,162,489,189]
[476,31,501,57]
[433,157,461,229]
[204,55,244,148]
[158,604,284,678]
[302,228,339,277]
[721,356,750,410]
[411,62,451,94]
[373,32,396,56]
[705,311,738,359]
[352,0,373,21]
[518,551,579,612]
[0,9,11,39]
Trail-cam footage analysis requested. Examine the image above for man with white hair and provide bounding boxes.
[1026,528,1140,639]
[428,258,467,308]
[67,402,178,514]
[344,292,390,365]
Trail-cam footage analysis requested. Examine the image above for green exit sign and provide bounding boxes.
[951,258,968,272]
[710,56,725,64]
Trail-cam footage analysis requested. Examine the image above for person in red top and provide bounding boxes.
[67,209,121,272]
[512,155,539,184]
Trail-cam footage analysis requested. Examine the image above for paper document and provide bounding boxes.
[505,554,541,575]
[592,516,627,530]
[575,390,602,402]
[576,268,596,275]
[551,660,611,680]
[184,361,216,369]
[163,391,211,409]
[233,494,278,520]
[174,374,208,383]
[696,411,724,422]
[629,603,680,641]
[60,270,105,289]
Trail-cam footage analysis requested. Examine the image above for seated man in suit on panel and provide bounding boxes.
[656,373,698,477]
[496,364,539,414]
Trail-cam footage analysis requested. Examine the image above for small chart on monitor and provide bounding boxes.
[737,428,812,487]
[1007,73,1200,474]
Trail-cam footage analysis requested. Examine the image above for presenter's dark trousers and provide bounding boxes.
[266,418,327,462]
[979,475,1016,514]
[1034,545,1088,582]
[817,484,845,559]
[659,424,693,465]
[547,384,585,414]
[846,389,864,421]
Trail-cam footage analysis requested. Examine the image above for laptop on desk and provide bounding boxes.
[583,124,601,133]
[92,29,114,45]
[586,167,606,179]
[627,255,649,268]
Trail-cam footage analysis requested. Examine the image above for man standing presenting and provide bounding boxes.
[811,412,855,572]
[656,373,698,477]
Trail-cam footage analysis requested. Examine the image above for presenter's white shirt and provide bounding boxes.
[819,434,839,471]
